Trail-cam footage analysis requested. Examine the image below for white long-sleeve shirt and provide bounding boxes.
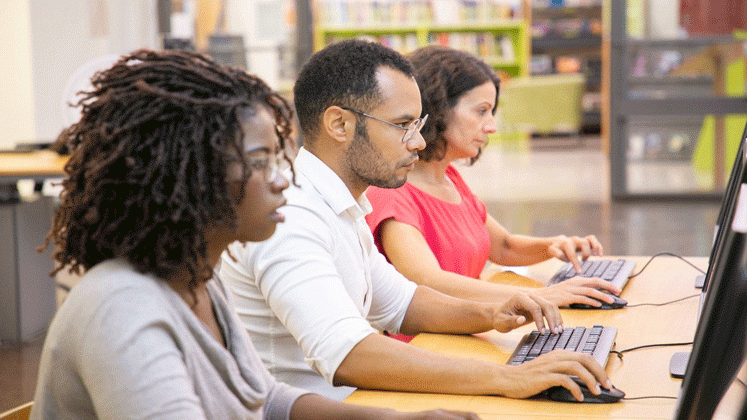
[221,147,418,401]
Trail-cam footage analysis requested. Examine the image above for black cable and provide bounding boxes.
[610,341,693,361]
[622,396,678,401]
[626,293,700,308]
[738,377,747,388]
[628,252,707,279]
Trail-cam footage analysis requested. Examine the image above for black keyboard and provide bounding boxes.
[548,258,636,290]
[507,325,617,368]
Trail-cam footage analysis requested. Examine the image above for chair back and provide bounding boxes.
[0,402,33,420]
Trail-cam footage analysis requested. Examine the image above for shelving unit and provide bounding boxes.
[608,0,747,200]
[529,1,603,133]
[313,0,529,78]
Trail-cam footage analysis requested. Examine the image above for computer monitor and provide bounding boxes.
[698,128,747,293]
[669,131,747,378]
[672,180,747,420]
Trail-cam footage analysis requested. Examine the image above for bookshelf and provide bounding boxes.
[313,0,530,78]
[529,1,604,133]
[608,0,747,200]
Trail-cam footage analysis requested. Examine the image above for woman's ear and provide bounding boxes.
[322,106,353,144]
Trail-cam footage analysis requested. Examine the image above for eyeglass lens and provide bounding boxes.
[403,115,428,143]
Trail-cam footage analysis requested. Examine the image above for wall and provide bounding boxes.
[225,0,288,90]
[0,0,35,149]
[29,0,160,141]
[0,0,159,148]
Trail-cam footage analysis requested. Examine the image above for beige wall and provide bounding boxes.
[0,0,35,149]
[0,0,159,148]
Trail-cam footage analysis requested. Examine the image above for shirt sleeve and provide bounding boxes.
[365,250,418,333]
[227,204,381,386]
[365,185,424,237]
[77,289,208,420]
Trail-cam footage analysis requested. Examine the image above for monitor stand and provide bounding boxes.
[694,274,706,289]
[669,351,690,378]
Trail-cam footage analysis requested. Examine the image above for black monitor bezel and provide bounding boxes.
[673,176,747,420]
[702,128,747,293]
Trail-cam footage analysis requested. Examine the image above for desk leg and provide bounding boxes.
[0,197,56,343]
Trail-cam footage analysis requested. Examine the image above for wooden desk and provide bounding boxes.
[0,151,67,343]
[0,150,67,183]
[345,256,746,419]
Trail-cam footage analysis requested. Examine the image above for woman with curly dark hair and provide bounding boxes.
[366,46,623,342]
[31,48,480,420]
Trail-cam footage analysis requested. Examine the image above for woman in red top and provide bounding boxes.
[366,46,621,341]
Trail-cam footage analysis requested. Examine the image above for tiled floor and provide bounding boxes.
[0,136,721,413]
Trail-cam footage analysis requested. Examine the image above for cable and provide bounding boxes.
[610,341,693,361]
[622,396,678,401]
[738,377,747,388]
[626,293,700,308]
[627,252,706,279]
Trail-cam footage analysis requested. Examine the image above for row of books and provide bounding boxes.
[325,32,517,62]
[627,132,694,162]
[533,0,602,7]
[316,0,522,26]
[530,54,601,77]
[326,33,421,54]
[532,18,602,39]
[429,32,516,61]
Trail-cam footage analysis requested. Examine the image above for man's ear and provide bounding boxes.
[322,106,354,144]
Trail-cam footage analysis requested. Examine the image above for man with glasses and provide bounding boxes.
[220,39,612,402]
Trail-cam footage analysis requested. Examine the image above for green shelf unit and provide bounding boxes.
[314,20,529,78]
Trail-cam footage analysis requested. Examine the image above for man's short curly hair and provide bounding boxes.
[409,46,500,163]
[293,39,415,142]
[46,49,294,290]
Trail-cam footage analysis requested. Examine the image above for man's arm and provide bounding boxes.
[399,286,561,335]
[334,285,614,401]
[333,331,613,402]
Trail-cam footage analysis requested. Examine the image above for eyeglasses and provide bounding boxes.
[342,107,428,143]
[246,151,283,182]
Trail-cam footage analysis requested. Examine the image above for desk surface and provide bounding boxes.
[0,150,68,182]
[344,256,747,419]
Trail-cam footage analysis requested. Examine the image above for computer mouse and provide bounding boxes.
[570,295,627,310]
[547,379,625,403]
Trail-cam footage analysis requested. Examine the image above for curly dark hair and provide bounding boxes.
[45,48,294,291]
[293,38,415,142]
[409,45,500,163]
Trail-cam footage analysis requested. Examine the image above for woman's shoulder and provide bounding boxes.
[366,183,416,200]
[60,259,172,322]
[445,165,471,189]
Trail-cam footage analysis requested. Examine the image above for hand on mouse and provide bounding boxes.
[496,350,613,401]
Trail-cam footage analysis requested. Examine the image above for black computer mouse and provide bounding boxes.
[569,295,627,310]
[547,380,625,403]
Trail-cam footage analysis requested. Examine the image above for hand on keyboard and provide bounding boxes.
[546,235,604,272]
[492,292,563,334]
[535,277,622,308]
[499,349,615,401]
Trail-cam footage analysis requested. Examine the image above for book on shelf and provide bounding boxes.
[426,32,514,63]
[317,0,522,26]
[499,36,515,62]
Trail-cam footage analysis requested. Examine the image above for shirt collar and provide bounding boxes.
[294,147,372,218]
